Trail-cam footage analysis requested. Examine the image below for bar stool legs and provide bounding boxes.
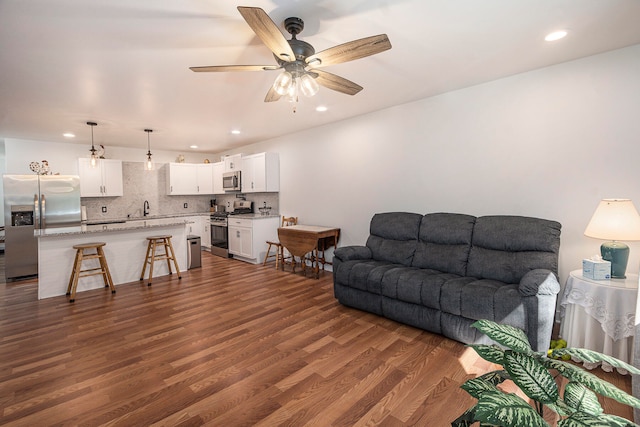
[66,242,115,303]
[140,235,181,286]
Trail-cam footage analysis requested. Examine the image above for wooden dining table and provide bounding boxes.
[277,224,340,278]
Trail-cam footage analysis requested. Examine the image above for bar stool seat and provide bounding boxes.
[140,235,181,286]
[66,242,115,303]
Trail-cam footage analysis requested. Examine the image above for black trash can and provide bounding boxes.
[187,235,201,269]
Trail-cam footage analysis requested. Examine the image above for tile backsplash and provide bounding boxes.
[81,162,279,221]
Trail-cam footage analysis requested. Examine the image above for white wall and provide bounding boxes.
[230,44,640,285]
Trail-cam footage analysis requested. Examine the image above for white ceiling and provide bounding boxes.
[1,0,640,154]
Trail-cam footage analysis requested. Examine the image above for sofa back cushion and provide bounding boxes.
[411,213,476,276]
[467,215,561,284]
[366,212,422,266]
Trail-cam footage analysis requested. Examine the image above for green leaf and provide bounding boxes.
[542,358,640,409]
[450,406,478,426]
[461,376,502,399]
[551,348,640,375]
[469,344,506,365]
[474,391,549,427]
[599,414,640,427]
[558,411,615,426]
[472,320,532,353]
[563,381,602,416]
[503,350,559,404]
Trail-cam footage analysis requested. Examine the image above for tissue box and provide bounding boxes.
[582,259,611,280]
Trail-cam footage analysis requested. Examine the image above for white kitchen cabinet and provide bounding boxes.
[241,152,279,193]
[202,220,211,249]
[166,163,197,195]
[228,216,279,263]
[228,219,253,259]
[196,164,213,194]
[78,158,123,197]
[212,161,225,194]
[166,163,213,195]
[185,215,210,249]
[223,154,242,172]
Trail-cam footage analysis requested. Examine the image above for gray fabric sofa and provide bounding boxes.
[332,212,562,352]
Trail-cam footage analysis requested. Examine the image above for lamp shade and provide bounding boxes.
[584,199,640,241]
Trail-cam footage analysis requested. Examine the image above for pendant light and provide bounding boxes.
[87,121,98,167]
[144,129,154,171]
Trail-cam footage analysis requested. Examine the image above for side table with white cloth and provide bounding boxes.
[560,269,638,372]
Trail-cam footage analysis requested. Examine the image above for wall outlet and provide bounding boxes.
[183,203,188,208]
[101,206,107,213]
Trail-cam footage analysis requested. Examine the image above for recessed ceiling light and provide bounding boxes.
[545,30,568,42]
[63,133,75,138]
[190,145,198,149]
[316,106,328,112]
[231,129,241,135]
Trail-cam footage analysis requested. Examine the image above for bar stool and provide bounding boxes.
[66,242,115,303]
[140,235,181,286]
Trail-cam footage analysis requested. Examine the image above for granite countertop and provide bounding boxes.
[85,212,211,225]
[229,213,280,219]
[36,217,190,238]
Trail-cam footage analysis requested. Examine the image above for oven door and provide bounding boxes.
[210,222,230,257]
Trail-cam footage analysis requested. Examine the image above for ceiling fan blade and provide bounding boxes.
[311,69,363,96]
[264,86,282,102]
[237,6,296,62]
[190,65,279,72]
[306,34,391,68]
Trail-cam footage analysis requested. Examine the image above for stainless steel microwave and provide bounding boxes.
[222,171,241,191]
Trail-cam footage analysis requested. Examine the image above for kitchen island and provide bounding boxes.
[36,218,190,299]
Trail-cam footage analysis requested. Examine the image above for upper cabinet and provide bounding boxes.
[212,161,225,194]
[241,152,279,193]
[166,162,214,195]
[78,158,123,197]
[224,154,242,172]
[196,164,213,194]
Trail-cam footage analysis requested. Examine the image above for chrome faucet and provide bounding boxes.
[143,200,150,217]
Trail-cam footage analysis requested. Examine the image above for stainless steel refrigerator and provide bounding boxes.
[3,175,81,280]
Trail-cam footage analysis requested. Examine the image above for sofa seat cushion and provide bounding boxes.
[440,278,525,328]
[335,259,399,294]
[381,267,465,310]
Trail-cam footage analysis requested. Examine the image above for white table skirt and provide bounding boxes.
[559,270,638,372]
[561,303,634,370]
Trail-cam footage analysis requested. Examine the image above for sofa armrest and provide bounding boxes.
[334,245,372,262]
[518,269,561,296]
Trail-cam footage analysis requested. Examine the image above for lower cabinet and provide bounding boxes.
[228,216,279,264]
[185,215,211,250]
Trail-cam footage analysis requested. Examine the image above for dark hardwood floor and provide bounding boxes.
[0,251,633,426]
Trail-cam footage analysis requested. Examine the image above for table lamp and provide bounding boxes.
[584,198,640,278]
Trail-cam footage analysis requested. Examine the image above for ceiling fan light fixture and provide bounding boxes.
[273,71,293,95]
[286,81,298,103]
[299,73,319,97]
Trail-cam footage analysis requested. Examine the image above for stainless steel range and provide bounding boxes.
[209,200,253,258]
[210,212,230,258]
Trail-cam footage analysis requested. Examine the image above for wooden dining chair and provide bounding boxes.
[263,216,298,269]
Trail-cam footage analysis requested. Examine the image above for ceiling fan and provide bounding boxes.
[190,6,392,104]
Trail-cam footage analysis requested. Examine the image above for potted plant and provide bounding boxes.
[452,319,640,427]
